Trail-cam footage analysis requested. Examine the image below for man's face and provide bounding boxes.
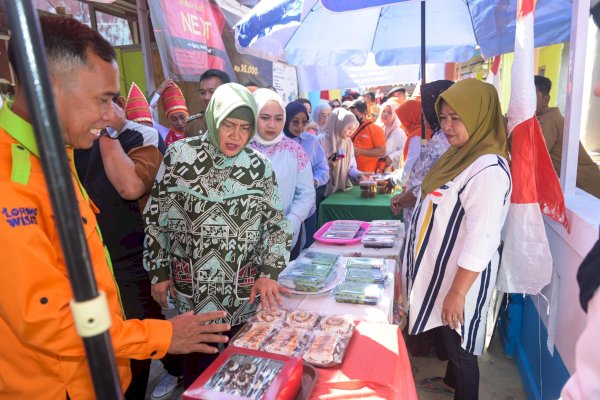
[199,77,223,111]
[52,50,120,149]
[350,107,365,124]
[392,91,406,104]
[535,89,549,115]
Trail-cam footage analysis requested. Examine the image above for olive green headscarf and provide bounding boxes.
[420,79,509,196]
[205,82,258,156]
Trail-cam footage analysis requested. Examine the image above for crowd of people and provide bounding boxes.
[1,12,600,400]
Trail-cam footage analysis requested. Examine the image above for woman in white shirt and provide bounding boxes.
[249,89,315,258]
[403,79,512,399]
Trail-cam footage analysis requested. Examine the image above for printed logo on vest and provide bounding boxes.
[2,207,38,228]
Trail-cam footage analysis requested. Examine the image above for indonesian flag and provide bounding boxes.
[485,55,502,95]
[497,0,570,294]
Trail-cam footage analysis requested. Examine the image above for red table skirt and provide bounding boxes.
[310,322,417,399]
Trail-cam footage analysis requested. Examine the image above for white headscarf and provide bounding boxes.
[312,101,332,132]
[252,88,287,146]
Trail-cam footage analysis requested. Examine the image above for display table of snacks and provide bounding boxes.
[309,321,418,399]
[309,223,405,262]
[280,257,396,324]
[318,186,401,226]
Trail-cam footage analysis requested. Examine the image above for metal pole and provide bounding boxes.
[420,0,426,139]
[5,1,122,399]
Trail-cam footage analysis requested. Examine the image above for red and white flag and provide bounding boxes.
[498,0,569,294]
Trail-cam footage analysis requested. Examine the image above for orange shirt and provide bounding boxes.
[0,104,172,399]
[352,119,386,173]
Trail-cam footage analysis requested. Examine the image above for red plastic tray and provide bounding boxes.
[313,220,370,244]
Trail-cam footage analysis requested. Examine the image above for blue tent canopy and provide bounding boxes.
[234,0,572,66]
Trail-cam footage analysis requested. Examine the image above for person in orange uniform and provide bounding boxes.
[348,99,386,173]
[0,16,229,400]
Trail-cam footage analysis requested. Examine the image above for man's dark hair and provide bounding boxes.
[534,75,552,97]
[349,99,367,113]
[199,69,231,85]
[8,16,115,82]
[363,91,375,101]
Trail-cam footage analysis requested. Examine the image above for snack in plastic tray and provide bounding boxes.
[370,220,403,228]
[278,263,336,292]
[300,250,338,266]
[333,281,382,305]
[367,226,400,236]
[201,353,283,399]
[263,326,309,357]
[323,231,357,239]
[303,331,341,366]
[319,315,355,335]
[362,234,396,248]
[345,267,387,284]
[346,257,386,270]
[232,322,275,350]
[286,310,320,329]
[255,309,287,323]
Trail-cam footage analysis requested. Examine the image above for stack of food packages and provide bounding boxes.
[332,256,388,305]
[278,251,339,292]
[361,219,402,248]
[320,220,363,240]
[232,310,355,368]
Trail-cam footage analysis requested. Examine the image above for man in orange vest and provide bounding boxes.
[0,16,229,399]
[349,99,386,173]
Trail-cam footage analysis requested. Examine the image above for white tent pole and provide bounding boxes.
[561,0,590,196]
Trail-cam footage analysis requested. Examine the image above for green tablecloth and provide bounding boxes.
[318,186,401,226]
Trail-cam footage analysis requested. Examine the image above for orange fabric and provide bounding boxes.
[395,100,431,162]
[352,119,386,172]
[0,116,172,399]
[310,322,418,400]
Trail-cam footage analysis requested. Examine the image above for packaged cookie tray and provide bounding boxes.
[183,346,303,400]
[278,264,337,292]
[297,250,339,267]
[232,310,356,368]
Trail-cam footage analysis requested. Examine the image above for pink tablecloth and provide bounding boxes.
[310,322,417,400]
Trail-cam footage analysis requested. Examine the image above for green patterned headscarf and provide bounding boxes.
[205,82,258,155]
[421,79,509,196]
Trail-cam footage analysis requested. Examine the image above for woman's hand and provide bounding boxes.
[441,289,465,330]
[151,279,175,309]
[250,277,289,311]
[156,78,175,96]
[390,192,405,215]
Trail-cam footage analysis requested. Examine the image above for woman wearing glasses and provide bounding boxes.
[284,101,330,247]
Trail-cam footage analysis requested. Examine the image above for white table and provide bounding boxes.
[280,258,396,324]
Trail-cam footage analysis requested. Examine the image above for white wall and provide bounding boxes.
[534,190,599,373]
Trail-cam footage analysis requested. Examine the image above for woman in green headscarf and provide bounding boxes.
[402,79,511,399]
[143,83,292,386]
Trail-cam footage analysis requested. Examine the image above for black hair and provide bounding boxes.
[199,69,231,85]
[534,75,552,97]
[295,98,311,106]
[349,99,367,113]
[9,15,115,82]
[363,92,375,101]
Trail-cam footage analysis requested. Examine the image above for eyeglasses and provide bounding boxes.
[290,119,308,127]
[220,120,253,135]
